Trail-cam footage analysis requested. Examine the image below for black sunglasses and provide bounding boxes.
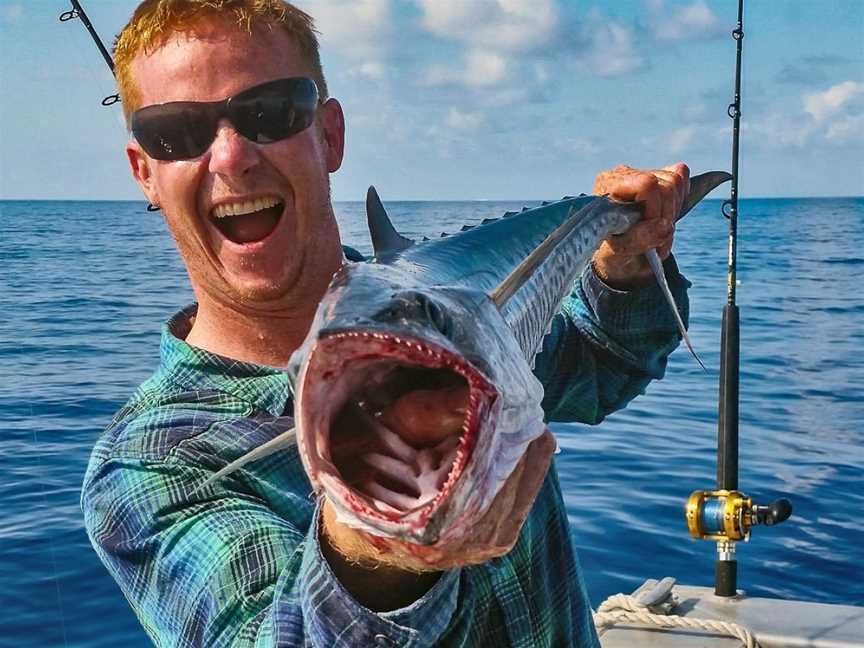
[130,77,319,161]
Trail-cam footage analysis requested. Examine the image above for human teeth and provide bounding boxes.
[212,196,281,219]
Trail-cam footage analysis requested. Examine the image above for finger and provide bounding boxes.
[595,167,660,216]
[651,169,682,224]
[595,167,678,224]
[639,181,663,224]
[663,162,690,197]
[656,173,677,226]
[662,163,690,217]
[593,164,637,196]
[606,219,672,255]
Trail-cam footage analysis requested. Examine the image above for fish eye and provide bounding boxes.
[423,298,450,335]
[374,291,450,335]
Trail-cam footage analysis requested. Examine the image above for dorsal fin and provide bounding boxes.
[366,186,414,257]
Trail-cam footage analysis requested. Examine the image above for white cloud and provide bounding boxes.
[667,126,696,154]
[736,81,864,150]
[348,62,386,81]
[744,114,811,148]
[297,0,392,76]
[418,1,647,97]
[533,62,550,84]
[579,19,643,77]
[416,0,557,92]
[417,0,558,52]
[647,0,723,41]
[559,137,599,156]
[445,108,483,130]
[803,81,864,122]
[641,125,701,155]
[424,49,509,88]
[825,114,864,142]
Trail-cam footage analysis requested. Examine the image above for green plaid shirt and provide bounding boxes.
[82,257,688,647]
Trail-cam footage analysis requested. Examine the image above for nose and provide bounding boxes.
[207,120,260,177]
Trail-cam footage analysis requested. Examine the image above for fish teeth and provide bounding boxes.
[212,196,281,219]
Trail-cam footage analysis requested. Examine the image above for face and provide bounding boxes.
[127,20,345,312]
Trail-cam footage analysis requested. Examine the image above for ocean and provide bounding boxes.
[1,197,862,646]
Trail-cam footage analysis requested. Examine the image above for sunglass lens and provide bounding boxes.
[230,78,318,144]
[132,104,216,161]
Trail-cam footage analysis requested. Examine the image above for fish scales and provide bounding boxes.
[383,195,640,360]
[199,172,731,551]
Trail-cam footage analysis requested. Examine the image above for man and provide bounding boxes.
[82,1,691,646]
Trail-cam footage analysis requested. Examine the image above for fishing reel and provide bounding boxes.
[685,490,792,543]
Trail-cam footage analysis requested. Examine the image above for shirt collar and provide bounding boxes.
[158,304,293,417]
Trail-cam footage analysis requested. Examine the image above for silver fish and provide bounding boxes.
[198,171,731,551]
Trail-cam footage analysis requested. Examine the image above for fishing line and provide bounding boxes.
[30,415,70,648]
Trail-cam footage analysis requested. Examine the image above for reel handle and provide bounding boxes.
[753,498,792,527]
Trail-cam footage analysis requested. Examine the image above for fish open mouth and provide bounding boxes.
[296,331,497,537]
[210,197,284,244]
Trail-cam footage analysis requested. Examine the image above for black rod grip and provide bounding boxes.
[717,304,740,490]
[715,560,737,597]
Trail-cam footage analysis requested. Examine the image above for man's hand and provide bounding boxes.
[592,163,690,290]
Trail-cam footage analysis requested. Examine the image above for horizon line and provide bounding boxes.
[2,195,863,203]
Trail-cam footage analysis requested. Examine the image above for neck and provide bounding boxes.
[185,299,315,367]
[185,262,343,367]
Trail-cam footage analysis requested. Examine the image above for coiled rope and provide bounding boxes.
[593,583,761,648]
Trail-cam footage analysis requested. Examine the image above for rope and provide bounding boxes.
[593,589,761,648]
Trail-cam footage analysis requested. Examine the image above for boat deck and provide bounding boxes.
[600,585,864,647]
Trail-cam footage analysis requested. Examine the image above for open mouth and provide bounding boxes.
[210,197,284,244]
[298,332,497,532]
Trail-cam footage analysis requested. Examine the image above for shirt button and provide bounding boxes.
[373,634,398,647]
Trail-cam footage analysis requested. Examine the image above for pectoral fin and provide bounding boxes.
[645,249,707,372]
[191,428,296,495]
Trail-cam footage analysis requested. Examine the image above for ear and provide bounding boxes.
[319,98,345,173]
[126,140,161,207]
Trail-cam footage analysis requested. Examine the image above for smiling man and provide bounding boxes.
[82,1,692,647]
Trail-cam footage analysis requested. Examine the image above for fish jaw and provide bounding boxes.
[289,263,548,550]
[295,329,500,545]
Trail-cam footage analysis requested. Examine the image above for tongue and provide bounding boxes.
[218,204,282,244]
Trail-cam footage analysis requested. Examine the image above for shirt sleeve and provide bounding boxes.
[81,410,460,648]
[532,254,691,423]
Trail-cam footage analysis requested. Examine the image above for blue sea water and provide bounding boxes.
[1,197,862,646]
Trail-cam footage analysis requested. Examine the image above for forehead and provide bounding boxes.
[131,20,312,106]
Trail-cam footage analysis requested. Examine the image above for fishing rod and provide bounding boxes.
[61,1,161,211]
[715,0,746,597]
[60,0,120,106]
[684,0,791,598]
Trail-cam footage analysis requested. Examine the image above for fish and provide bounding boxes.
[197,171,731,556]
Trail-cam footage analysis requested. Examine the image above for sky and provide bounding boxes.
[1,0,862,201]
